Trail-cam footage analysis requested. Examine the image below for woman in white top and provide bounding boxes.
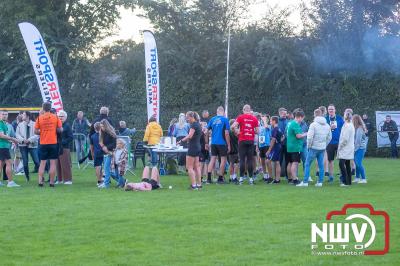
[337,111,355,186]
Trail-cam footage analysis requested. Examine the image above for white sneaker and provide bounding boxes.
[15,172,25,176]
[64,181,73,185]
[340,183,348,187]
[98,183,108,189]
[308,177,314,182]
[54,181,61,185]
[239,177,244,184]
[7,181,21,188]
[353,178,360,183]
[296,181,309,187]
[249,178,254,185]
[358,179,367,184]
[315,183,323,187]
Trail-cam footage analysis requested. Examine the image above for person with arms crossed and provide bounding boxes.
[35,102,63,187]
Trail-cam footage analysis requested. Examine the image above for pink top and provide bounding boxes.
[126,182,152,191]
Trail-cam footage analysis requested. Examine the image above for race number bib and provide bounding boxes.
[259,136,265,144]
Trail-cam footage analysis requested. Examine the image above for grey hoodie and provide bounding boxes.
[354,127,367,151]
[307,116,332,150]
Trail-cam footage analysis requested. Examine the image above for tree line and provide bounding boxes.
[1,0,399,156]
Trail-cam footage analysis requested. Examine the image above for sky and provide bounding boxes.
[101,0,307,46]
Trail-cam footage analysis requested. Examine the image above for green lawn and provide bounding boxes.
[0,158,398,266]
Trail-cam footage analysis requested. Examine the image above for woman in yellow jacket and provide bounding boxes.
[143,116,163,166]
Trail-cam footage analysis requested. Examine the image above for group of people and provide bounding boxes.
[0,103,73,187]
[0,101,397,192]
[161,104,381,190]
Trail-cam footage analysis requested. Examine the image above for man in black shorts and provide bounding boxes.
[285,110,307,185]
[325,104,344,182]
[34,102,63,187]
[205,107,230,184]
[231,105,259,185]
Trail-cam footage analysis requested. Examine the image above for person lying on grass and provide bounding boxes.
[124,166,160,191]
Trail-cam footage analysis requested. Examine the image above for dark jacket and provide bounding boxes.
[61,122,74,149]
[382,120,399,141]
[89,114,114,143]
[118,127,136,136]
[363,118,374,137]
[278,118,288,145]
[72,118,90,135]
[101,131,117,152]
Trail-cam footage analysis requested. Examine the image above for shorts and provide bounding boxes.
[259,146,269,158]
[327,143,338,161]
[267,146,281,162]
[39,144,59,160]
[211,144,228,157]
[187,149,201,157]
[0,148,11,161]
[199,150,210,163]
[228,154,239,164]
[287,152,301,163]
[253,146,258,156]
[143,178,160,190]
[94,156,104,167]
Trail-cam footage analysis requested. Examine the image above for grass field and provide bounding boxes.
[0,158,398,266]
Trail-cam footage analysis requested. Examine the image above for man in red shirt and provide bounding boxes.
[231,104,259,185]
[34,102,63,187]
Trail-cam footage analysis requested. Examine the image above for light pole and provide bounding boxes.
[224,27,231,118]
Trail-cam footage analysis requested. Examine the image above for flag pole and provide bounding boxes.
[225,27,231,118]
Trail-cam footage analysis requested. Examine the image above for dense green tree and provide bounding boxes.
[0,0,129,105]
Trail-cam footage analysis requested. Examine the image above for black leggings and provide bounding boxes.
[339,159,352,185]
[239,141,254,177]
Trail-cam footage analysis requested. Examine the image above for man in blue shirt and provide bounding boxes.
[205,106,231,184]
[278,108,288,179]
[325,104,344,182]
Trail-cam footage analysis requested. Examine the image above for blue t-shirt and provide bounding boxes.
[258,126,271,148]
[90,132,103,157]
[207,115,230,145]
[326,115,344,145]
[271,126,282,150]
